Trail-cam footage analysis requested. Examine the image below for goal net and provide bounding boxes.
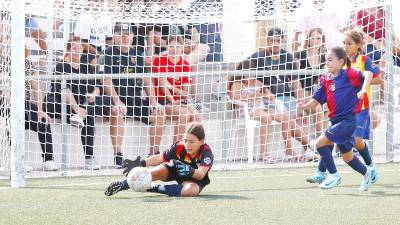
[0,7,11,174]
[0,0,399,183]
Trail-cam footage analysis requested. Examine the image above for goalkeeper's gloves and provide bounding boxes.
[122,156,146,176]
[175,160,195,178]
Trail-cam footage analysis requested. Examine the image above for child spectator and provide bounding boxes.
[152,36,198,142]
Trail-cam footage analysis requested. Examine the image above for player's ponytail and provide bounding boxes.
[330,46,351,68]
[186,123,205,141]
[344,30,364,54]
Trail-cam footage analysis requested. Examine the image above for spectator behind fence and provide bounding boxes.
[147,24,209,62]
[24,16,57,171]
[351,5,400,67]
[294,27,326,137]
[0,14,56,172]
[230,60,317,162]
[74,0,113,57]
[152,35,199,142]
[146,0,210,63]
[0,71,58,172]
[249,27,304,116]
[45,36,126,170]
[25,16,47,55]
[245,28,316,161]
[145,0,186,57]
[105,23,166,156]
[189,0,224,62]
[292,0,347,53]
[0,60,58,171]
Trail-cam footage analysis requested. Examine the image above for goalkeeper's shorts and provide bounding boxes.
[162,162,208,191]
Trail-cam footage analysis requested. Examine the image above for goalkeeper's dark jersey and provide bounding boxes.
[162,141,213,186]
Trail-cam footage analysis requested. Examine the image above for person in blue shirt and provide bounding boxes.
[298,46,375,191]
[25,16,47,53]
[189,0,224,62]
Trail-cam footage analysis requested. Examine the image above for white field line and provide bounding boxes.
[0,168,398,190]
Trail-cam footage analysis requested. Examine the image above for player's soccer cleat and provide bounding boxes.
[319,174,341,189]
[359,167,373,191]
[104,181,124,196]
[306,172,326,184]
[370,166,378,184]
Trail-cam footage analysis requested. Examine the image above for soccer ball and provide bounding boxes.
[126,167,152,192]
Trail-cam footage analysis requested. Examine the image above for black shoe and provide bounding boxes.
[146,183,160,193]
[104,181,124,196]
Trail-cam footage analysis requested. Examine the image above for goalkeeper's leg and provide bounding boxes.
[146,163,202,197]
[145,163,182,196]
[147,181,201,197]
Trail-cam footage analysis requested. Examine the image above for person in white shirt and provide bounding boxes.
[74,0,113,55]
[292,0,350,52]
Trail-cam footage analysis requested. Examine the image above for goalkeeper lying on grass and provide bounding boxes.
[105,123,214,197]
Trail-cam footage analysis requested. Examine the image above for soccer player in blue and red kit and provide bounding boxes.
[104,123,214,197]
[298,47,375,191]
[307,30,381,186]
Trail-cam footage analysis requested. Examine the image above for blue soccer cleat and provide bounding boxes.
[319,174,342,189]
[370,166,378,184]
[306,172,326,184]
[359,167,373,191]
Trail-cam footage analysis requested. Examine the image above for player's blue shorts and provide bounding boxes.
[353,109,370,140]
[325,114,357,153]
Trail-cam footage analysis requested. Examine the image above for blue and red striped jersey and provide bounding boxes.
[313,68,364,118]
[350,54,380,110]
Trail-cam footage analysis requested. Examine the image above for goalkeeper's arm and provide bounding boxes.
[122,154,163,176]
[191,166,210,180]
[144,154,164,167]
